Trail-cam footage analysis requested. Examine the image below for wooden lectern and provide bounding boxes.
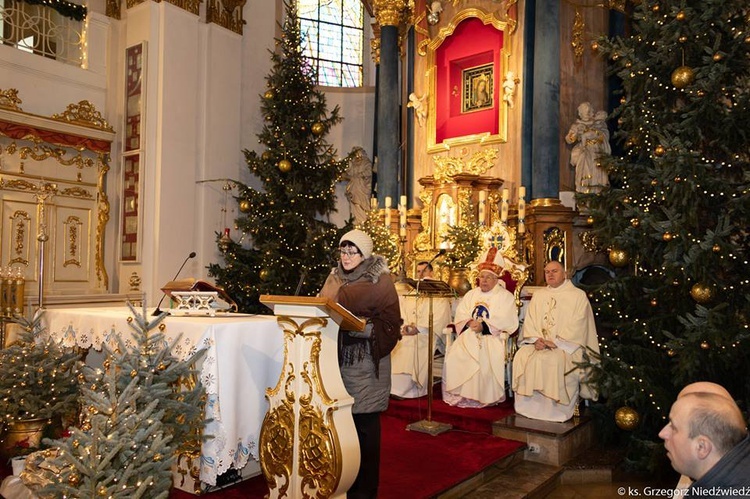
[259,295,365,499]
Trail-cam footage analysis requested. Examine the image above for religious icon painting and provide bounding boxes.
[462,63,494,113]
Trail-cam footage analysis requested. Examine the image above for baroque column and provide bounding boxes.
[372,0,409,206]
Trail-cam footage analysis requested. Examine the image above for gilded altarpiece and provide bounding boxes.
[0,89,113,297]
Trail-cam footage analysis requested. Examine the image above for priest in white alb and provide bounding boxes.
[442,247,519,408]
[391,261,454,398]
[512,260,600,422]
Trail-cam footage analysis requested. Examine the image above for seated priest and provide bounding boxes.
[512,260,601,422]
[442,248,519,408]
[391,261,453,398]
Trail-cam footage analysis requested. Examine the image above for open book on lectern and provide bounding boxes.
[161,278,238,312]
[400,278,456,297]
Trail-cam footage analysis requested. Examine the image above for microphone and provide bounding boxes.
[153,251,197,316]
[427,248,447,266]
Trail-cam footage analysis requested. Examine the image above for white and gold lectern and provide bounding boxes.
[259,295,365,498]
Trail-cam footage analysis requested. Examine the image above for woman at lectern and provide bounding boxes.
[319,228,402,499]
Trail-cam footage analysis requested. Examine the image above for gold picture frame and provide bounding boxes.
[462,63,493,113]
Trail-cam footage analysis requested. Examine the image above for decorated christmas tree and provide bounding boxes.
[580,0,750,468]
[39,305,205,497]
[208,0,352,314]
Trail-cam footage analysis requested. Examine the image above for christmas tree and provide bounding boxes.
[581,1,750,467]
[208,0,352,314]
[39,305,205,497]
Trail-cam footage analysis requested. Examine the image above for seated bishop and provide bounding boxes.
[442,248,519,408]
[391,261,453,398]
[512,260,601,422]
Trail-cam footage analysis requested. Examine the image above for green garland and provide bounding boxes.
[17,0,87,22]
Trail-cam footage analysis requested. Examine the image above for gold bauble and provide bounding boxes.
[662,231,673,241]
[712,244,721,253]
[667,349,676,357]
[278,159,292,172]
[68,473,80,486]
[608,248,630,267]
[675,10,686,21]
[654,145,666,156]
[630,218,640,228]
[259,268,270,281]
[311,122,324,135]
[700,341,710,350]
[130,369,137,378]
[690,282,715,304]
[261,151,271,161]
[679,36,688,43]
[651,179,658,186]
[650,298,658,307]
[674,176,682,183]
[591,41,599,51]
[263,90,274,100]
[620,96,627,105]
[671,66,695,89]
[651,4,659,12]
[615,406,640,431]
[712,53,723,62]
[239,200,251,213]
[586,216,595,225]
[696,90,706,97]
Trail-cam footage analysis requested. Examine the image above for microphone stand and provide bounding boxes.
[153,252,196,316]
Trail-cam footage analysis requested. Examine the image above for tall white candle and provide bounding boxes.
[518,186,526,233]
[399,196,407,237]
[371,197,378,210]
[500,189,509,223]
[385,196,392,229]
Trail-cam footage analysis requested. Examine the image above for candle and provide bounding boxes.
[399,196,407,237]
[478,191,486,225]
[371,197,378,210]
[500,189,509,223]
[518,186,526,233]
[385,196,392,229]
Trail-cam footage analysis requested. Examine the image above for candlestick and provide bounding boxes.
[500,189,509,223]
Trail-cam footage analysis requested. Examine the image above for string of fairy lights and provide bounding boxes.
[20,0,87,21]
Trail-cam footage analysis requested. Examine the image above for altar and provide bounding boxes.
[41,307,284,488]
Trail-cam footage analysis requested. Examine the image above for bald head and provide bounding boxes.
[680,392,747,455]
[678,382,732,401]
[543,261,566,288]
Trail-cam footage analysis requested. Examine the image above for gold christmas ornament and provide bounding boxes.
[679,36,688,43]
[278,159,292,172]
[700,341,710,350]
[264,90,274,100]
[674,176,682,183]
[667,349,676,357]
[239,200,251,213]
[259,268,270,281]
[654,145,666,156]
[159,323,166,331]
[608,248,630,267]
[671,66,695,88]
[712,244,721,253]
[620,96,627,105]
[675,10,686,21]
[311,122,324,135]
[651,298,658,307]
[712,53,723,62]
[651,4,659,12]
[591,41,599,51]
[630,218,640,228]
[587,216,595,225]
[615,406,640,431]
[651,179,658,186]
[68,473,80,486]
[261,151,271,161]
[130,369,137,378]
[662,232,673,241]
[612,329,620,337]
[690,282,715,303]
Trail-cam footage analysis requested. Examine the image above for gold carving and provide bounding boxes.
[529,197,562,208]
[64,216,82,268]
[0,89,23,111]
[0,178,38,192]
[164,0,202,15]
[544,226,566,266]
[579,230,603,253]
[372,0,412,27]
[10,210,31,266]
[52,101,113,132]
[571,9,584,64]
[19,144,96,169]
[105,0,121,19]
[206,0,245,35]
[432,148,498,182]
[59,187,93,199]
[96,155,110,288]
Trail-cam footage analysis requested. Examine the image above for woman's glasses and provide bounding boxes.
[339,248,360,257]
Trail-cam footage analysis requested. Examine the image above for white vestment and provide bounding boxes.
[512,279,600,422]
[391,289,453,398]
[442,285,519,408]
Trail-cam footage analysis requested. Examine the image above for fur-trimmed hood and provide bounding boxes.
[331,254,391,284]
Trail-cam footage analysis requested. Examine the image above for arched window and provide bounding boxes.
[297,0,364,87]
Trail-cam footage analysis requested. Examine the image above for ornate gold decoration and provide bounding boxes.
[372,0,411,27]
[58,187,93,199]
[10,210,31,266]
[608,247,629,267]
[261,315,343,498]
[578,230,602,253]
[0,89,23,111]
[19,144,95,169]
[671,66,695,88]
[543,227,566,266]
[105,0,121,19]
[432,149,498,182]
[571,9,585,64]
[63,216,82,268]
[206,0,246,35]
[51,101,113,132]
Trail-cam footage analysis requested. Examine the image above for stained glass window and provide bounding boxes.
[298,0,364,87]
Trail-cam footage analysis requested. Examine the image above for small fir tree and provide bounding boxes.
[208,0,352,313]
[579,0,750,468]
[40,304,205,497]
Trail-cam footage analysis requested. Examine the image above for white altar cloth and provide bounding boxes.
[41,307,284,486]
